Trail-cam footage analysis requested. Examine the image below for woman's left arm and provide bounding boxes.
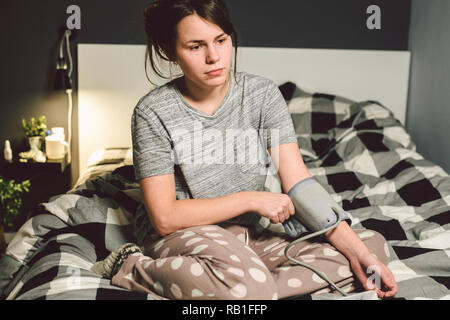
[269,142,398,298]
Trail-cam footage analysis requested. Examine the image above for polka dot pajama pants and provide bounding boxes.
[111,223,390,300]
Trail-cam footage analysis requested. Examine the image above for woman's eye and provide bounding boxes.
[218,38,227,44]
[191,45,201,50]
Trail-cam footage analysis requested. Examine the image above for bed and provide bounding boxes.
[0,45,449,300]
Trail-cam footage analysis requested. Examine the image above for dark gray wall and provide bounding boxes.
[0,0,411,186]
[407,0,450,173]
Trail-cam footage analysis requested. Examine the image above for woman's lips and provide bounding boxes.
[206,68,223,77]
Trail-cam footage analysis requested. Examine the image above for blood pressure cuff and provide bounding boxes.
[282,177,352,238]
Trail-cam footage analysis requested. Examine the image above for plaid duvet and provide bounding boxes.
[281,83,450,299]
[0,83,449,300]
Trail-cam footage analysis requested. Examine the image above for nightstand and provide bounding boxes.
[0,155,71,232]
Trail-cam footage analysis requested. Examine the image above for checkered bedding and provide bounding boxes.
[0,83,449,300]
[281,83,450,299]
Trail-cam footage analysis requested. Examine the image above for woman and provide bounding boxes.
[92,0,398,300]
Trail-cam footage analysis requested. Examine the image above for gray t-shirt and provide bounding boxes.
[131,71,297,243]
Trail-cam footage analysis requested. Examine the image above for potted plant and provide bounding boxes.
[22,115,47,138]
[20,116,47,162]
[0,176,30,255]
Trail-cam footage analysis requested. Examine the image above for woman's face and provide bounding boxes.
[175,14,233,90]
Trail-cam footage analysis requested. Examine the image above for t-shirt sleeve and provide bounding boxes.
[262,80,298,149]
[131,105,174,180]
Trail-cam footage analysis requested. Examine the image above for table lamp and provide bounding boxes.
[54,29,73,164]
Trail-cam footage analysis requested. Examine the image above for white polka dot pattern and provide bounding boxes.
[170,283,182,299]
[230,255,240,262]
[190,263,204,276]
[191,244,208,254]
[278,266,291,272]
[160,247,170,258]
[153,239,165,252]
[312,273,326,284]
[230,283,247,298]
[269,257,279,262]
[213,239,229,246]
[185,237,203,247]
[323,248,339,256]
[156,258,167,268]
[248,268,267,283]
[170,257,183,270]
[180,231,195,239]
[337,265,353,278]
[287,278,302,288]
[300,254,315,263]
[205,233,222,238]
[125,224,389,300]
[192,289,204,297]
[251,257,266,268]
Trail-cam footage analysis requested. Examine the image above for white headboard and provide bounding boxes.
[77,44,410,181]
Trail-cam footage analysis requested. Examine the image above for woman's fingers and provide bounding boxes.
[277,197,291,223]
[351,257,399,299]
[262,193,296,224]
[369,263,397,297]
[276,210,288,223]
[287,197,296,216]
[270,215,280,224]
[350,260,385,298]
[282,195,294,221]
[380,266,398,297]
[283,205,290,221]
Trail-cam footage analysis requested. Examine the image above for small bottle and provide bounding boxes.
[4,140,12,163]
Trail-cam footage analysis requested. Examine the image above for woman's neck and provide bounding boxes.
[179,73,231,105]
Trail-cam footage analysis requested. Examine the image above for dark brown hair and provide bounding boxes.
[143,0,239,85]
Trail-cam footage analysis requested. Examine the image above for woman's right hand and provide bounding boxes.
[249,191,296,224]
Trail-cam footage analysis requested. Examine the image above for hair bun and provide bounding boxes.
[144,1,164,40]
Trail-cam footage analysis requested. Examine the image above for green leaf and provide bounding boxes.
[0,177,30,228]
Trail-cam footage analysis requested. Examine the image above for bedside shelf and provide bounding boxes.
[0,156,71,232]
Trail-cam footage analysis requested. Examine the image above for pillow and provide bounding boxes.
[279,82,359,165]
[87,148,133,167]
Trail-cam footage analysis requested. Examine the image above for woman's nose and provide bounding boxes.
[206,45,220,64]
